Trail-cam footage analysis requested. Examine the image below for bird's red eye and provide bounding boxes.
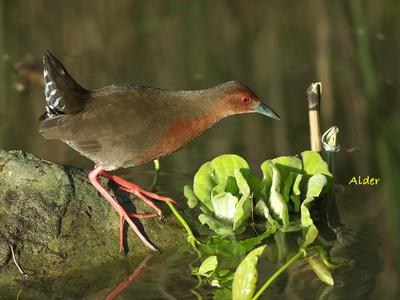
[241,96,251,104]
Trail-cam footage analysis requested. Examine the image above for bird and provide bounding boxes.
[39,51,280,253]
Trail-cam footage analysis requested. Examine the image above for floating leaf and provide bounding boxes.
[198,214,234,237]
[232,245,267,300]
[241,168,263,199]
[302,151,332,178]
[211,154,250,183]
[301,174,328,227]
[201,228,275,257]
[302,224,319,247]
[290,174,303,212]
[254,200,278,226]
[234,169,251,197]
[197,255,218,277]
[306,174,328,198]
[201,236,247,257]
[214,288,232,300]
[184,185,198,209]
[261,156,302,201]
[281,172,296,203]
[272,156,302,193]
[186,155,259,236]
[289,195,301,213]
[307,256,334,286]
[212,177,238,198]
[268,163,289,227]
[233,169,252,230]
[193,162,215,212]
[212,192,238,223]
[233,195,252,231]
[274,230,288,262]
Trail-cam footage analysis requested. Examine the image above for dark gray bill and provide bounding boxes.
[254,102,280,120]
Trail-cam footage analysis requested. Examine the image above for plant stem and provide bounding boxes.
[165,200,201,256]
[307,82,322,152]
[321,126,340,174]
[252,249,306,300]
[149,159,160,191]
[307,246,342,269]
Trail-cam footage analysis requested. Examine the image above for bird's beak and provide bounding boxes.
[253,101,280,120]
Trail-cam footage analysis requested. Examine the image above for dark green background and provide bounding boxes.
[0,1,399,298]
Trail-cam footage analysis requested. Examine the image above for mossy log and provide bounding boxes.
[0,149,187,279]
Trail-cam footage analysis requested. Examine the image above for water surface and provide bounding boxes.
[0,1,399,299]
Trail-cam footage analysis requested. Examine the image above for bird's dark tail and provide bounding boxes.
[40,51,90,120]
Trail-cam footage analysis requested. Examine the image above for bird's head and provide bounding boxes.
[216,81,280,120]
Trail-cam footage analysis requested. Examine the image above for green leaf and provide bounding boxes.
[274,230,288,262]
[241,169,263,199]
[300,197,314,227]
[201,228,275,257]
[184,185,199,209]
[306,174,328,198]
[301,174,328,227]
[201,236,247,257]
[254,200,278,226]
[307,256,334,286]
[289,195,301,213]
[198,214,234,237]
[212,192,238,223]
[214,288,232,300]
[268,163,290,227]
[260,159,273,189]
[302,151,332,178]
[289,174,303,212]
[279,222,303,232]
[302,224,319,247]
[212,177,238,197]
[260,159,273,180]
[261,156,302,202]
[193,162,215,212]
[197,255,218,277]
[272,156,302,184]
[292,173,303,196]
[193,155,249,212]
[211,154,250,183]
[232,245,267,300]
[281,172,296,202]
[233,195,252,231]
[232,169,252,231]
[234,169,251,197]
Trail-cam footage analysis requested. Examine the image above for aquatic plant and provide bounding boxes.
[184,151,332,235]
[166,151,342,299]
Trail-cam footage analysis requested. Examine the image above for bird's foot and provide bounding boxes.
[89,165,159,252]
[98,170,177,221]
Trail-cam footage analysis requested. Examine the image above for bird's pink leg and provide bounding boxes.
[98,169,177,220]
[89,165,158,252]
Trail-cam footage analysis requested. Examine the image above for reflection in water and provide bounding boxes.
[105,254,153,300]
[0,188,389,299]
[0,0,399,299]
[264,224,381,300]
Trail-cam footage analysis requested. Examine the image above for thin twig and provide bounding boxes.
[9,245,29,278]
[16,286,23,300]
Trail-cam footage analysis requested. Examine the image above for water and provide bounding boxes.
[1,1,399,299]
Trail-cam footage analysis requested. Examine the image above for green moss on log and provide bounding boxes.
[0,149,187,280]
